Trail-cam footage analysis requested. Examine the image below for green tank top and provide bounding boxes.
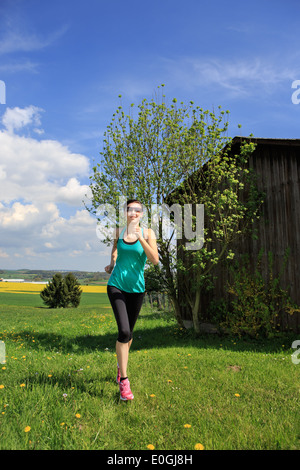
[107,227,147,293]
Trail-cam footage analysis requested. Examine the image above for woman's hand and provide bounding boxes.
[104,264,114,274]
[134,225,143,239]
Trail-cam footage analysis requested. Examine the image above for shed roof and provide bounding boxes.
[232,136,300,147]
[166,136,300,203]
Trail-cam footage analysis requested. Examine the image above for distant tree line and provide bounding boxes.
[0,269,110,282]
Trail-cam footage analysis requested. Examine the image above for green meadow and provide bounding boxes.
[0,290,299,450]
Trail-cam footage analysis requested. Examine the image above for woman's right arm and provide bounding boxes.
[104,227,120,273]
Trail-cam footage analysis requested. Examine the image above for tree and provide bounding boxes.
[40,273,82,308]
[172,138,264,332]
[63,273,82,307]
[144,263,164,309]
[87,86,263,332]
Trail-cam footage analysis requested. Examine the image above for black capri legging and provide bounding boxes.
[107,285,145,343]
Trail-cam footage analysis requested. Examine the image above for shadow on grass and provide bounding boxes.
[24,367,122,400]
[4,320,295,355]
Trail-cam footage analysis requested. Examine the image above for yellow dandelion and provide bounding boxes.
[24,426,31,433]
[235,393,240,397]
[184,424,192,428]
[147,444,155,450]
[75,413,81,418]
[60,422,65,426]
[2,367,6,370]
[0,385,4,389]
[149,394,156,398]
[167,379,172,383]
[20,383,25,387]
[48,375,52,378]
[194,443,204,450]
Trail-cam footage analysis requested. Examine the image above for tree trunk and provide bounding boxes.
[192,294,201,333]
[192,275,202,333]
[157,292,162,309]
[170,295,184,328]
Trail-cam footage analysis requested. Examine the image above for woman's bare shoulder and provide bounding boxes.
[113,226,125,239]
[143,227,156,239]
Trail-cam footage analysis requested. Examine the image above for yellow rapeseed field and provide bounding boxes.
[80,285,107,293]
[0,282,107,294]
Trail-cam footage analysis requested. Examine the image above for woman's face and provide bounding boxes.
[126,203,143,224]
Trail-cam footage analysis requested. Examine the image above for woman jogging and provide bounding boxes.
[105,199,159,401]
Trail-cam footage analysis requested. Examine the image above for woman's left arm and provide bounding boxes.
[136,227,159,265]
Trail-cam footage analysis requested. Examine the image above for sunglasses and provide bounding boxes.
[127,206,142,213]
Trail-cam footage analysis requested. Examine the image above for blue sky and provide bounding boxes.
[0,0,300,271]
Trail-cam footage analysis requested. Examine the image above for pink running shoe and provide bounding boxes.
[116,364,121,384]
[119,378,134,401]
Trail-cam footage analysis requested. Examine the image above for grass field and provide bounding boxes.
[0,283,299,450]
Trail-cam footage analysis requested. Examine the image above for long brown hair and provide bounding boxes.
[124,199,143,211]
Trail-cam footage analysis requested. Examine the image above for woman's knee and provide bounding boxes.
[118,329,132,343]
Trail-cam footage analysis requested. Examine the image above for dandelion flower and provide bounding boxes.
[75,413,81,418]
[24,426,31,433]
[235,393,240,397]
[20,383,25,387]
[0,385,4,389]
[149,394,156,398]
[147,444,155,450]
[48,374,52,378]
[194,443,204,450]
[184,424,192,428]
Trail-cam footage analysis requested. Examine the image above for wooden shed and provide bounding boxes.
[176,137,300,332]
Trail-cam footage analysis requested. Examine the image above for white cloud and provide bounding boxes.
[2,105,44,134]
[0,60,39,74]
[0,25,69,55]
[0,123,91,204]
[161,56,298,97]
[55,177,91,206]
[0,201,39,228]
[0,106,102,270]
